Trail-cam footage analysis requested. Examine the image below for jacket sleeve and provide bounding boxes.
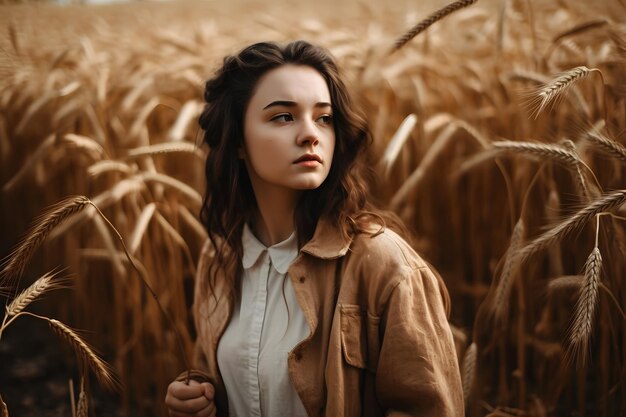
[376,265,464,417]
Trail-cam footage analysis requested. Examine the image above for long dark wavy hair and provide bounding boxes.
[198,40,417,303]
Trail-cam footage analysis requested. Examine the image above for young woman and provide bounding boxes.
[165,40,463,417]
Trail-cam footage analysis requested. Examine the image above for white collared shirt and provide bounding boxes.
[216,224,309,417]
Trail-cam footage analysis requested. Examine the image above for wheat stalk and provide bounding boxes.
[168,100,204,142]
[86,200,192,381]
[561,139,590,199]
[0,196,90,285]
[553,19,609,44]
[129,203,157,255]
[5,270,64,317]
[518,190,626,263]
[379,113,417,177]
[0,394,7,417]
[140,172,203,207]
[461,342,477,406]
[390,0,477,53]
[88,160,134,177]
[128,97,159,139]
[567,247,601,366]
[2,134,56,193]
[491,219,525,322]
[390,123,458,208]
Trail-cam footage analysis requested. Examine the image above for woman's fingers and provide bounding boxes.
[200,382,215,401]
[166,380,213,413]
[166,394,210,413]
[196,401,217,417]
[168,400,215,417]
[170,380,205,399]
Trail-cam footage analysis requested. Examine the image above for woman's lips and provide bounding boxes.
[293,154,322,165]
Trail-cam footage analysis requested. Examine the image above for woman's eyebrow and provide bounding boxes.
[262,100,332,110]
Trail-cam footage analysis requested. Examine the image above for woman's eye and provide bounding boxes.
[318,115,333,125]
[272,114,293,122]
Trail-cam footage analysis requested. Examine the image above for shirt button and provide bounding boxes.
[299,276,306,283]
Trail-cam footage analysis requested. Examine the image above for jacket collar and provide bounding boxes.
[300,217,353,259]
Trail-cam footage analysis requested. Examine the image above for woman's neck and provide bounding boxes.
[251,186,300,247]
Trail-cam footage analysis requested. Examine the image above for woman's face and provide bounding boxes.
[242,64,335,196]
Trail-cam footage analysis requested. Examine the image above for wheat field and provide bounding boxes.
[1,0,625,415]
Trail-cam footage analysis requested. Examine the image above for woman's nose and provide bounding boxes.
[296,119,320,147]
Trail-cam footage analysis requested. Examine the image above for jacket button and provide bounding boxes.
[299,276,305,283]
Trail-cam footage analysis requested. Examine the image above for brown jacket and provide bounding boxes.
[190,219,464,417]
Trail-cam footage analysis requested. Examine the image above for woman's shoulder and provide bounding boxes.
[349,223,428,272]
[347,223,451,316]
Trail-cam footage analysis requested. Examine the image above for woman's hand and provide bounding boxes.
[165,379,217,417]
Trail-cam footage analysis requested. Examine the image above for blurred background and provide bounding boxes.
[1,0,625,415]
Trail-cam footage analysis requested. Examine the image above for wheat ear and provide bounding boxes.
[46,317,117,390]
[531,66,598,117]
[390,0,477,53]
[567,247,601,366]
[126,142,203,160]
[491,219,525,322]
[5,270,64,317]
[518,190,626,263]
[459,140,582,176]
[584,128,626,164]
[63,134,107,160]
[76,390,88,417]
[461,342,477,406]
[493,141,581,168]
[547,275,583,292]
[0,196,90,285]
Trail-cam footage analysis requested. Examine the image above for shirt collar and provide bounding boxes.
[300,217,353,259]
[242,223,299,274]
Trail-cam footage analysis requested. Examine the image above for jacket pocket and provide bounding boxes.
[340,304,381,372]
